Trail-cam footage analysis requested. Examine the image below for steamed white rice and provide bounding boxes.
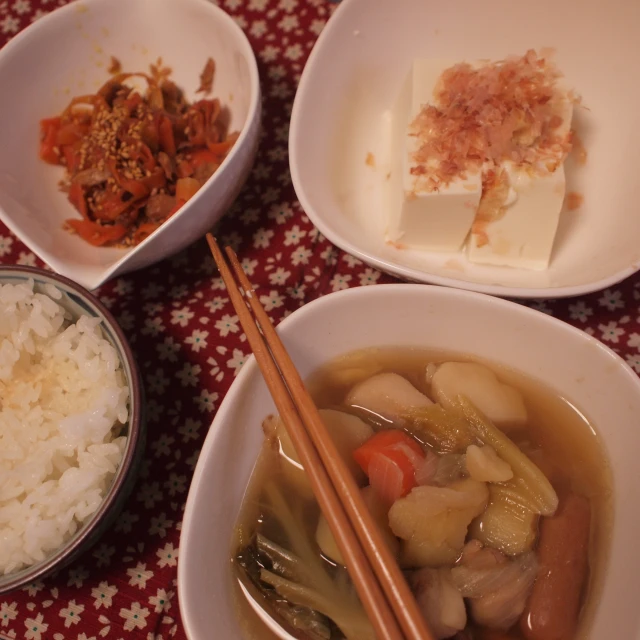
[0,280,128,575]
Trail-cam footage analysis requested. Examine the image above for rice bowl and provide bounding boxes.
[0,266,143,593]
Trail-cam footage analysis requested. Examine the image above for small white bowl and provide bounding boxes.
[0,0,260,290]
[178,284,640,639]
[289,0,640,298]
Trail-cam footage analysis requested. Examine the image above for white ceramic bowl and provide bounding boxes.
[179,284,640,639]
[0,0,260,290]
[289,0,640,298]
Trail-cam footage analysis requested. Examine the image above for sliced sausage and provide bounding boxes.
[520,492,591,640]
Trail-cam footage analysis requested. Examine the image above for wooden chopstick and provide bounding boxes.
[206,234,434,640]
[206,235,405,640]
[222,245,434,640]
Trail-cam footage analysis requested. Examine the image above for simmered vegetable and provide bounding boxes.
[317,410,375,482]
[431,362,527,431]
[466,445,514,483]
[416,452,468,487]
[468,554,537,631]
[457,397,558,516]
[389,479,489,567]
[451,542,538,629]
[405,403,475,453]
[320,352,384,390]
[407,398,557,516]
[469,484,539,556]
[263,414,313,499]
[346,372,433,422]
[265,409,374,498]
[353,430,425,505]
[236,482,376,640]
[410,567,467,639]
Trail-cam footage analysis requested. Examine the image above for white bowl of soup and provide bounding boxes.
[178,285,640,640]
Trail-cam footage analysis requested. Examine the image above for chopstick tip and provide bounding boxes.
[205,233,217,250]
[205,234,225,278]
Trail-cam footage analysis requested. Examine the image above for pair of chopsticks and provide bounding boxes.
[206,234,434,640]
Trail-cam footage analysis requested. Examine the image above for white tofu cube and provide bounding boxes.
[467,97,574,270]
[386,60,482,252]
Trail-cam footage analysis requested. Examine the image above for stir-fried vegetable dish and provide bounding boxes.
[39,58,237,247]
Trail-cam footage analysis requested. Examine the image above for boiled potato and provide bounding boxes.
[319,409,374,482]
[431,362,527,430]
[346,372,433,420]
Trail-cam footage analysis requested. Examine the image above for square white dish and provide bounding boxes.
[289,0,640,298]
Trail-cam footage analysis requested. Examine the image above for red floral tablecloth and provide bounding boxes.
[0,1,639,639]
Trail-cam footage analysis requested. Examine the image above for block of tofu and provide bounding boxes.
[467,96,574,270]
[386,60,482,252]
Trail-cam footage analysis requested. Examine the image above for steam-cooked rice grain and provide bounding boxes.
[0,280,128,574]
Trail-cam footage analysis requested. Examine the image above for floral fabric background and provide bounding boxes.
[1,0,639,638]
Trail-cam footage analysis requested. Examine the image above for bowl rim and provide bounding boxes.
[288,0,638,300]
[0,265,143,594]
[178,282,640,640]
[0,0,261,290]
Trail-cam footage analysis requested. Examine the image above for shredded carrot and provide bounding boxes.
[189,148,218,168]
[66,219,128,246]
[39,58,238,248]
[68,183,89,220]
[132,221,161,244]
[39,118,62,164]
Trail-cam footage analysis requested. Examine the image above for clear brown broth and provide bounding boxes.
[232,347,614,640]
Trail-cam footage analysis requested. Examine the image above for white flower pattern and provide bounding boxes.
[91,583,117,610]
[1,602,17,626]
[59,601,84,628]
[127,564,154,590]
[119,603,150,631]
[24,613,48,640]
[0,0,637,638]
